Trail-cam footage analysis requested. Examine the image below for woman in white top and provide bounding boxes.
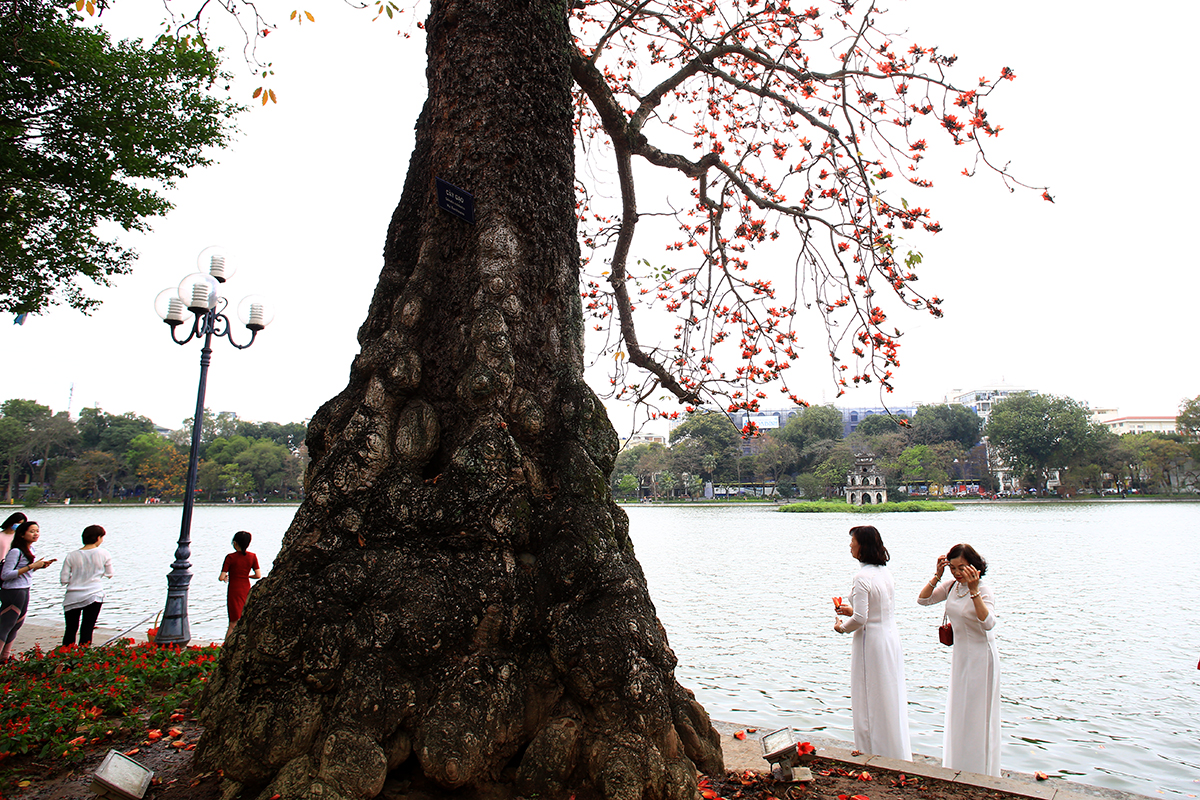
[917,543,1001,776]
[59,524,114,647]
[834,525,912,761]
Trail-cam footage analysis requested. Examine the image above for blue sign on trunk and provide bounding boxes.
[436,177,475,224]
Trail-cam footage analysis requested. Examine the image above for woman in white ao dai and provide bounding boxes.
[834,525,912,761]
[918,543,1000,777]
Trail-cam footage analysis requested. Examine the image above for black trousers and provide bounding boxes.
[63,602,103,646]
[0,587,29,645]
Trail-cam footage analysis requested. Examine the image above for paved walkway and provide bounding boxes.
[8,623,1151,800]
[10,619,152,652]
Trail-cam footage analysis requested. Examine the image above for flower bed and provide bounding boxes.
[0,640,219,794]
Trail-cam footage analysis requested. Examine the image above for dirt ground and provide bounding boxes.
[5,712,220,800]
[8,734,1032,800]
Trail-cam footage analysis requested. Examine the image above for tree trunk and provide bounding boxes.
[195,0,723,797]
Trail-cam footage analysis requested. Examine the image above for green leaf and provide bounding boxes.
[0,3,243,313]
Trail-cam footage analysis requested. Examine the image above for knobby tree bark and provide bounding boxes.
[195,0,724,796]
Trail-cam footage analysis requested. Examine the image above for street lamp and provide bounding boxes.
[153,246,274,646]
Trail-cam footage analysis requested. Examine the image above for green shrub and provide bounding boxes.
[779,499,954,513]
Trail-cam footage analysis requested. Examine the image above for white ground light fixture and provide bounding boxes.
[91,750,153,799]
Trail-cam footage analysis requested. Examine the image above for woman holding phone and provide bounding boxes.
[0,521,56,663]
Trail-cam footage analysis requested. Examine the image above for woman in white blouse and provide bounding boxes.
[918,543,1001,776]
[834,525,912,761]
[59,524,114,647]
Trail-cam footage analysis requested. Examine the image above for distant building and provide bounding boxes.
[727,408,801,431]
[619,433,666,450]
[729,405,923,438]
[949,383,1034,422]
[841,406,919,436]
[1095,415,1178,435]
[724,409,801,454]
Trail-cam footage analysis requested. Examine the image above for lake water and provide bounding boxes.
[18,501,1200,798]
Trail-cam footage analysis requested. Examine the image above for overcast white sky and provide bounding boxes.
[2,1,1196,437]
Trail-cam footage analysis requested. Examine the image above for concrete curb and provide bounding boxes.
[711,722,1155,800]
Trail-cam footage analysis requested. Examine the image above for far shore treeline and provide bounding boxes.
[615,394,1200,500]
[3,393,1198,506]
[0,400,307,504]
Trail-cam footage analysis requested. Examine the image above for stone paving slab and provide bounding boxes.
[866,753,959,781]
[966,772,1057,800]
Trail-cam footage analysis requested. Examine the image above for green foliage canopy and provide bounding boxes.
[852,413,906,437]
[779,404,843,474]
[1178,394,1200,442]
[0,0,242,314]
[668,411,740,451]
[77,407,156,453]
[910,404,983,451]
[985,394,1092,489]
[0,398,75,499]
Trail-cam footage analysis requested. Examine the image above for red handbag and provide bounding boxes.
[938,611,953,646]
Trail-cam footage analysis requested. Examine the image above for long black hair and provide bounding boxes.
[12,520,38,566]
[2,512,27,531]
[851,525,890,565]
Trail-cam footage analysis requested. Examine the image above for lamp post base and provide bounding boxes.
[156,576,192,647]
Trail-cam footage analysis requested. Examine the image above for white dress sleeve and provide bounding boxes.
[975,583,997,630]
[918,580,951,606]
[840,572,870,633]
